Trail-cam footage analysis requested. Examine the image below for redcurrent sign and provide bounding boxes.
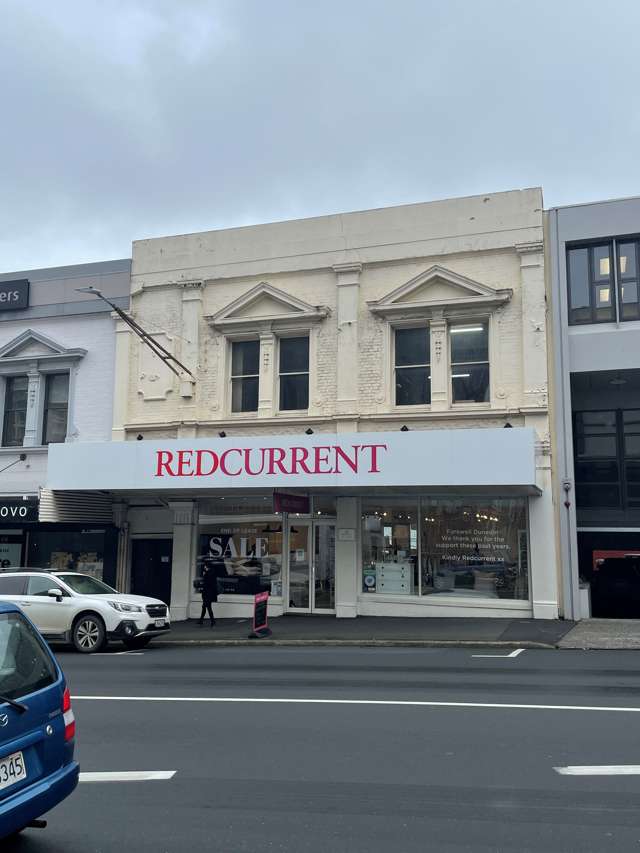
[154,443,387,479]
[46,428,538,493]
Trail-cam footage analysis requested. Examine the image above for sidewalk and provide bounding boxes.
[156,615,576,648]
[558,619,640,650]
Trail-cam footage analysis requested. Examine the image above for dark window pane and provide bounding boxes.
[568,248,589,311]
[0,576,25,594]
[625,435,640,458]
[450,324,488,363]
[576,483,621,508]
[27,576,58,596]
[2,411,26,448]
[2,376,28,448]
[592,245,612,281]
[231,376,258,413]
[626,461,640,483]
[578,435,617,457]
[618,242,637,279]
[43,374,69,445]
[575,460,619,483]
[279,337,309,373]
[5,376,28,409]
[396,367,430,406]
[452,364,489,403]
[280,374,309,410]
[231,340,259,376]
[578,411,616,432]
[0,612,58,701]
[45,374,69,405]
[395,328,429,366]
[623,410,640,427]
[595,303,615,322]
[626,484,640,507]
[621,281,640,320]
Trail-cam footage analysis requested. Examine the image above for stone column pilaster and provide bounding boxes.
[334,263,362,416]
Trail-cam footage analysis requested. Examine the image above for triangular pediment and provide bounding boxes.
[207,283,329,330]
[368,265,512,318]
[0,330,86,362]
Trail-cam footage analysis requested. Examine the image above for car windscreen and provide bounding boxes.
[57,574,117,595]
[0,612,58,701]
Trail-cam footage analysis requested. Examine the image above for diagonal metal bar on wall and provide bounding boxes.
[75,287,195,380]
[0,454,26,476]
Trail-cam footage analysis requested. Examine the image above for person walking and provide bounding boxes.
[198,562,220,627]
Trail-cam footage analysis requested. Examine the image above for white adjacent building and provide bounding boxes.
[47,190,559,621]
[0,260,130,581]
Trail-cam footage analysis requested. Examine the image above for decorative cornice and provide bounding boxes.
[206,281,329,332]
[515,241,543,255]
[368,264,512,319]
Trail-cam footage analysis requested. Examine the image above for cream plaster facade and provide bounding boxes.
[104,188,558,621]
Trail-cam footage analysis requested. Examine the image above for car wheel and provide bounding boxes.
[122,636,151,650]
[72,614,106,653]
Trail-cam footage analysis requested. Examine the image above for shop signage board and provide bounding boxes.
[47,428,538,493]
[0,498,38,522]
[249,591,271,639]
[273,491,310,514]
[0,279,29,311]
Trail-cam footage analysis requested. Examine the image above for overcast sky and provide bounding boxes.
[2,0,639,271]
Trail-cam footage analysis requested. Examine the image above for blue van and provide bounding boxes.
[0,601,79,840]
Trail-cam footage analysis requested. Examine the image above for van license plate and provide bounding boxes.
[155,619,166,627]
[0,751,26,790]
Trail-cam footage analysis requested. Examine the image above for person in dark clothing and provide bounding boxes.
[198,562,221,627]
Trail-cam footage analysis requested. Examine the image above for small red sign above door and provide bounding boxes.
[273,491,310,514]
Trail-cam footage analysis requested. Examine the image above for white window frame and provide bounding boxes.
[276,332,311,415]
[448,317,492,409]
[229,337,260,416]
[392,322,432,410]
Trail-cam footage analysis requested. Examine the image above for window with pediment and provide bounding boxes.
[207,283,329,417]
[368,265,511,409]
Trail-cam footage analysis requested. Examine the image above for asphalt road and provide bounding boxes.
[8,645,640,853]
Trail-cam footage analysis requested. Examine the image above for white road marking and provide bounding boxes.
[71,695,640,713]
[472,648,525,659]
[92,652,144,657]
[79,771,176,782]
[555,765,640,776]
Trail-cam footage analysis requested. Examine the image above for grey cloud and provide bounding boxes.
[1,0,639,270]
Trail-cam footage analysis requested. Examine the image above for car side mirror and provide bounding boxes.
[47,588,64,602]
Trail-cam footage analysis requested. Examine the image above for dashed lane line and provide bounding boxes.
[79,771,176,782]
[472,649,525,659]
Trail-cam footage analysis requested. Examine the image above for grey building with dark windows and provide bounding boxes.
[0,259,130,582]
[548,197,640,620]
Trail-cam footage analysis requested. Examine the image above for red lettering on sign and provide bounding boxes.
[176,450,194,477]
[155,451,176,477]
[361,443,388,473]
[195,450,219,477]
[313,446,333,474]
[244,448,267,476]
[267,447,290,475]
[220,449,242,476]
[290,447,312,475]
[334,445,359,473]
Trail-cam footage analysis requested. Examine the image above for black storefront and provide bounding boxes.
[0,496,118,585]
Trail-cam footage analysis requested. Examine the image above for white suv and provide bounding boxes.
[0,570,171,653]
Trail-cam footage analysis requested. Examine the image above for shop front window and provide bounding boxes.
[361,500,418,594]
[26,529,109,582]
[361,497,529,600]
[420,498,529,600]
[198,522,283,598]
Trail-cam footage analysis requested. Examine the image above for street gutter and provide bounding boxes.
[154,639,556,649]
